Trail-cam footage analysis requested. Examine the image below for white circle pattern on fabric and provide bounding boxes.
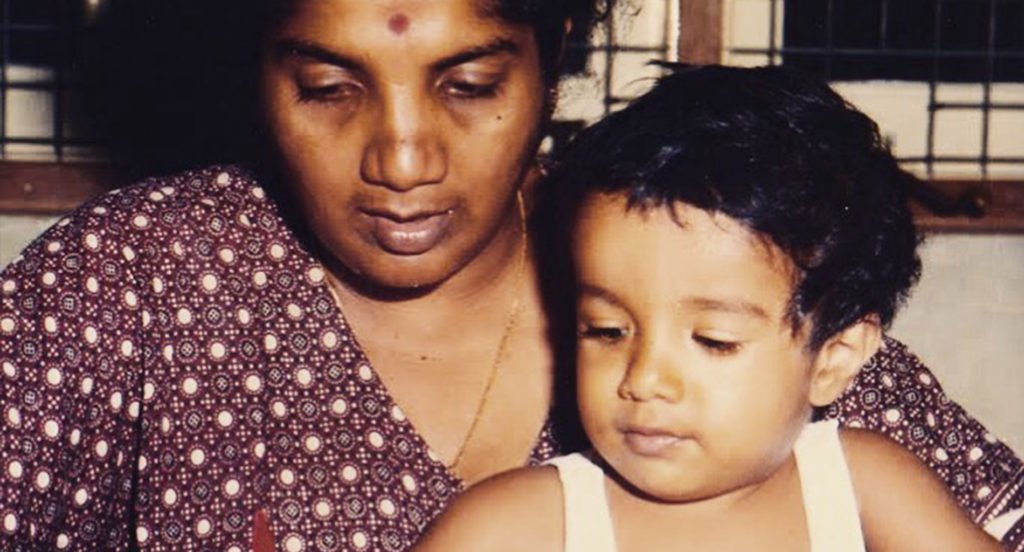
[0,167,550,549]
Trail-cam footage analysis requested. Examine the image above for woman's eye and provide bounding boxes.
[578,325,629,343]
[440,79,500,100]
[296,81,362,104]
[693,334,741,355]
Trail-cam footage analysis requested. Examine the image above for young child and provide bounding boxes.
[414,65,1001,551]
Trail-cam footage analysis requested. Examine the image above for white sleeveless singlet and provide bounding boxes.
[547,420,865,552]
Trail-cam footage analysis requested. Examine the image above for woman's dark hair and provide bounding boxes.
[480,0,612,85]
[544,64,922,350]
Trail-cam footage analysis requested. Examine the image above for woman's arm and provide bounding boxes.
[0,200,144,548]
[826,336,1024,549]
[843,428,1001,551]
[414,466,564,552]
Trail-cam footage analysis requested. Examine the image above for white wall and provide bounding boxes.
[0,214,58,266]
[890,234,1024,451]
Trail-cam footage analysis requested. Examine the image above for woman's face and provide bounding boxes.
[261,0,547,290]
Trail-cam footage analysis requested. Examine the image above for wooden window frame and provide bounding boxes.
[0,161,119,215]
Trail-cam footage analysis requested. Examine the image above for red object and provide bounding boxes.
[252,509,275,552]
[387,13,409,34]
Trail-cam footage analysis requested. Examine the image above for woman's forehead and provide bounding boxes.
[269,0,510,32]
[267,0,528,54]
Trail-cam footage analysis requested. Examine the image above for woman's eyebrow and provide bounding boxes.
[271,36,518,74]
[273,38,362,70]
[429,37,520,73]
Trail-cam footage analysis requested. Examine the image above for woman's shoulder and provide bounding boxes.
[65,164,277,235]
[415,465,564,552]
[3,165,307,278]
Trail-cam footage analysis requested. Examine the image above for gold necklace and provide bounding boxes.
[322,191,530,473]
[447,189,528,471]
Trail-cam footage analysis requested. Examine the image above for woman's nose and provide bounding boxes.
[360,91,447,191]
[618,338,685,402]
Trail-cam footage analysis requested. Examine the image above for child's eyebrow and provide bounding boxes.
[578,283,626,309]
[681,297,770,319]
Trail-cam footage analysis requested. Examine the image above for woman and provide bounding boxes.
[0,1,1020,550]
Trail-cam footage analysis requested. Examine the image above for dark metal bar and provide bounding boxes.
[580,45,667,54]
[52,4,66,161]
[1,136,96,146]
[1,0,9,159]
[0,23,64,32]
[1,81,74,90]
[728,46,1024,60]
[768,0,779,65]
[880,0,890,50]
[933,102,1024,110]
[925,0,945,179]
[603,8,614,116]
[979,0,997,179]
[899,155,1024,164]
[824,0,836,78]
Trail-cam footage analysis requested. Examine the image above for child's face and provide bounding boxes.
[573,193,818,503]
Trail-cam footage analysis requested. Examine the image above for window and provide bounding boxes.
[783,0,1024,83]
[1,0,101,161]
[723,0,1024,229]
[549,0,678,155]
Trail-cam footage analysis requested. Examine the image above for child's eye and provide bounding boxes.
[693,334,741,355]
[578,325,629,343]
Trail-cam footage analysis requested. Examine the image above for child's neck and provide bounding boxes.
[605,453,811,552]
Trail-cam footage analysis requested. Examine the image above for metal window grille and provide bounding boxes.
[724,0,1024,181]
[549,0,679,154]
[0,0,101,162]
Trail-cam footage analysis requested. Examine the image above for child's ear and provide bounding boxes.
[807,316,882,406]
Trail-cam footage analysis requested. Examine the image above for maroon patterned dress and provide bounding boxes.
[0,166,1020,550]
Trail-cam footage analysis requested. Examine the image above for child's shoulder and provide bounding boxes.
[415,464,565,552]
[463,462,565,510]
[837,428,1000,550]
[838,426,940,504]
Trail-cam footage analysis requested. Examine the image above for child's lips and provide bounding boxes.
[621,427,689,457]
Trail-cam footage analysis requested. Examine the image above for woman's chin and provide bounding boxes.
[335,253,461,297]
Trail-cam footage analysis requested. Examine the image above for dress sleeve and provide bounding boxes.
[0,204,145,549]
[824,336,1024,551]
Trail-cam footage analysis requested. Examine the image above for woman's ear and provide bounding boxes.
[807,316,882,406]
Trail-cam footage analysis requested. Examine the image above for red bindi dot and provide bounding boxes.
[387,13,409,35]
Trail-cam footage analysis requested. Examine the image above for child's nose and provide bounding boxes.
[617,339,685,402]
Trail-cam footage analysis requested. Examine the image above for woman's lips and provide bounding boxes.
[366,210,452,256]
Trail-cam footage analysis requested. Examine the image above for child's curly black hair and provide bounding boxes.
[545,64,922,350]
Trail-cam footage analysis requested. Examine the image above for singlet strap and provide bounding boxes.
[793,420,867,552]
[546,453,618,552]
